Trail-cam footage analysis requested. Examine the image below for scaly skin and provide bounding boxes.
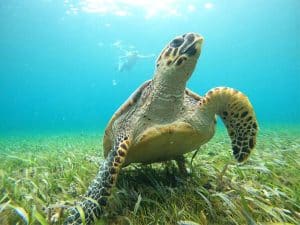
[64,136,131,225]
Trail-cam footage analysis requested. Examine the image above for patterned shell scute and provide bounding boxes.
[103,80,152,156]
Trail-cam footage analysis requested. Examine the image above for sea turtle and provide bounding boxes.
[64,32,258,225]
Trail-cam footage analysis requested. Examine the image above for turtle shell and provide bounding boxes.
[103,80,151,158]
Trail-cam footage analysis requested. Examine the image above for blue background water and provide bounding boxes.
[0,0,299,134]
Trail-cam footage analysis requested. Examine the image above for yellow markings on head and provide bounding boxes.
[156,45,183,68]
[164,47,180,63]
[164,48,172,58]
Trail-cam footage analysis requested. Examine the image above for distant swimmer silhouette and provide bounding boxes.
[113,41,155,72]
[118,50,155,72]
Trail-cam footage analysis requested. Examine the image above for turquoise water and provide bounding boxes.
[0,0,300,134]
[0,2,300,224]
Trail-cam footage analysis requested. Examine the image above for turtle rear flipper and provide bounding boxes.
[64,137,131,225]
[200,87,258,162]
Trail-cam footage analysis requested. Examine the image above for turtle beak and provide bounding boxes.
[194,35,204,53]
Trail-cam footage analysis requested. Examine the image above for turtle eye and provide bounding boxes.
[175,56,187,66]
[170,38,184,48]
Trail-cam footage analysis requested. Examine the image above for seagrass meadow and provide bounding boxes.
[0,125,299,225]
[1,0,300,225]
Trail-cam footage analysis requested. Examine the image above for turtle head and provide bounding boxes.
[155,33,204,82]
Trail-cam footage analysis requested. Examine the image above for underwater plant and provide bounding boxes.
[0,127,299,224]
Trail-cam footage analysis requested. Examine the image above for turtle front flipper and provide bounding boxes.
[64,137,131,225]
[199,87,258,162]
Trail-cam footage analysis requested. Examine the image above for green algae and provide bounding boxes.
[0,125,299,225]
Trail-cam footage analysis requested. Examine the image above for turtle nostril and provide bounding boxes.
[170,38,184,48]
